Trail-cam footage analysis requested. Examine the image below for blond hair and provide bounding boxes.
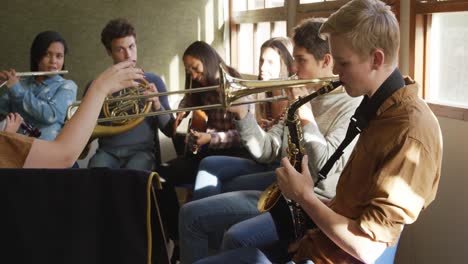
[320,0,400,65]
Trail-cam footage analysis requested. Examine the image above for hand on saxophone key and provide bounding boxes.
[276,155,314,204]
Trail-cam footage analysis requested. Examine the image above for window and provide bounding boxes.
[300,0,337,3]
[230,0,287,76]
[230,0,398,76]
[427,12,468,105]
[411,0,468,120]
[232,0,284,11]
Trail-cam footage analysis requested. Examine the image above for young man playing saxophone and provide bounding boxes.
[195,0,442,263]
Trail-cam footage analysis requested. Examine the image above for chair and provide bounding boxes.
[0,168,169,264]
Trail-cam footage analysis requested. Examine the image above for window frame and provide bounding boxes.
[229,0,468,121]
[410,0,468,121]
[229,0,399,72]
[229,1,288,73]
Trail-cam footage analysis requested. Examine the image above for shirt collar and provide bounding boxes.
[376,76,418,116]
[356,68,405,122]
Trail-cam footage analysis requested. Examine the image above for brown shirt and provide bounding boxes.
[0,131,34,168]
[294,79,443,263]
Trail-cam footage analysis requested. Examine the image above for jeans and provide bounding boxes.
[88,144,155,170]
[178,190,262,264]
[222,212,279,251]
[193,241,295,264]
[193,156,279,200]
[193,247,276,264]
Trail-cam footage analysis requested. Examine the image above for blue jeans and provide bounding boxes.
[193,156,279,200]
[193,241,298,264]
[222,212,279,251]
[193,248,276,264]
[88,144,155,170]
[178,190,262,264]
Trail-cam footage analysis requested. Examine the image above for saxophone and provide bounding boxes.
[257,80,342,241]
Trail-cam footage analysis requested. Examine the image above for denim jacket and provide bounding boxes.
[0,75,77,140]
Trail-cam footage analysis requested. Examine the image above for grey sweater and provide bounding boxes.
[234,87,361,198]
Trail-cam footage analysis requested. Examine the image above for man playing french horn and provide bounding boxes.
[85,18,175,170]
[82,18,181,248]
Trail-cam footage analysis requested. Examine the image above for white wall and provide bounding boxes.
[395,117,468,263]
[396,1,468,263]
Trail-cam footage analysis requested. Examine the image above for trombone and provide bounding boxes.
[69,65,340,159]
[67,64,339,123]
[0,70,68,88]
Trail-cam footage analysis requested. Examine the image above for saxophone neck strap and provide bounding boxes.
[315,69,405,186]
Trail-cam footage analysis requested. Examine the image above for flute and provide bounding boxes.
[0,70,68,88]
[16,70,68,77]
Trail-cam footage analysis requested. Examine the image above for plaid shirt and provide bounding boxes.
[179,91,241,149]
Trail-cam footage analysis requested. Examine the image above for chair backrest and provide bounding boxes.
[374,239,400,264]
[0,168,169,264]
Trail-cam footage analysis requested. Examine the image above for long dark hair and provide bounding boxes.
[30,30,68,71]
[183,41,240,88]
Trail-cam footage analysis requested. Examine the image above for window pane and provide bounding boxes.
[238,23,254,74]
[265,0,284,8]
[427,12,468,107]
[271,21,287,38]
[248,0,264,10]
[232,0,247,11]
[255,22,272,75]
[300,0,334,3]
